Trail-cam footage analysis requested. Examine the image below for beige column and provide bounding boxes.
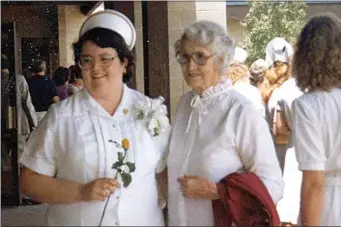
[195,2,227,30]
[58,5,87,67]
[134,2,144,94]
[167,1,227,121]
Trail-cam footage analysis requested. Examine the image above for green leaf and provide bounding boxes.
[153,128,160,137]
[126,162,136,173]
[118,152,124,162]
[121,172,132,187]
[137,111,144,120]
[242,1,307,64]
[112,161,123,170]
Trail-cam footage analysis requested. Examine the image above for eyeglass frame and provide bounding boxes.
[175,51,216,66]
[77,55,118,70]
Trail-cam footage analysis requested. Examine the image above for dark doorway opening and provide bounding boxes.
[1,22,20,207]
[21,38,52,79]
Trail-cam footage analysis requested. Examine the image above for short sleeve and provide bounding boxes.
[155,127,171,173]
[292,98,326,171]
[20,106,59,176]
[235,104,284,203]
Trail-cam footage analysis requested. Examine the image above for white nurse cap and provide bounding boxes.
[265,37,293,67]
[232,47,248,63]
[79,10,136,50]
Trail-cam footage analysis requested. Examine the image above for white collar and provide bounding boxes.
[80,84,131,120]
[186,79,233,133]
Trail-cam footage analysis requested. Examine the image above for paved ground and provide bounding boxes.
[1,204,168,226]
[1,204,48,226]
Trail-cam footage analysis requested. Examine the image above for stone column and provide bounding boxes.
[58,5,87,67]
[134,2,144,94]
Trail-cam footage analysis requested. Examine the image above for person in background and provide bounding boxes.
[27,59,59,122]
[68,65,84,96]
[16,73,38,158]
[1,55,38,207]
[249,58,269,94]
[226,62,265,116]
[292,13,341,226]
[1,54,15,172]
[53,66,70,101]
[263,37,304,225]
[273,65,303,227]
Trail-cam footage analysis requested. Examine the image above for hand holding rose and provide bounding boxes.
[80,178,120,201]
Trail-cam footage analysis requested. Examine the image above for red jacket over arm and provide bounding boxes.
[213,172,281,227]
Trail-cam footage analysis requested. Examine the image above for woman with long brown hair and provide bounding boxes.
[292,13,341,226]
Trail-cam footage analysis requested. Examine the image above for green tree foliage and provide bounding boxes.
[242,1,307,64]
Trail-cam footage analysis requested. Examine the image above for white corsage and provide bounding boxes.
[134,96,170,137]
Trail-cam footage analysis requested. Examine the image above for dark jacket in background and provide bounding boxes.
[27,75,58,112]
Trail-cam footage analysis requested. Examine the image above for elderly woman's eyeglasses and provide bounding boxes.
[176,52,216,65]
[78,55,118,70]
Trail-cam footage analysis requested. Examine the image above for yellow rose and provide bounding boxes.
[121,138,130,150]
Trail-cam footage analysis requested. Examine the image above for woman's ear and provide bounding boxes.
[122,58,128,74]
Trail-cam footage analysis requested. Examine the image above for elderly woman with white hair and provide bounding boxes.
[167,21,283,226]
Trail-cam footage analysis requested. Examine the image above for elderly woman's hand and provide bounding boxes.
[177,175,219,200]
[80,178,120,201]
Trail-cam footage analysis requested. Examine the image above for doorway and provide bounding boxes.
[1,22,20,207]
[21,38,51,79]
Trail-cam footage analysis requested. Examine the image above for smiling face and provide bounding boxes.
[179,39,223,94]
[79,41,127,99]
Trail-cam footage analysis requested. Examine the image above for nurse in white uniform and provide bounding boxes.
[262,37,303,225]
[167,21,284,226]
[292,13,341,226]
[19,10,170,226]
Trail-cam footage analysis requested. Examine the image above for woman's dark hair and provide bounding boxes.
[293,13,341,92]
[30,59,46,73]
[68,65,82,84]
[53,66,70,86]
[73,27,135,83]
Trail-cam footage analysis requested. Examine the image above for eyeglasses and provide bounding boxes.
[175,51,216,65]
[78,55,118,70]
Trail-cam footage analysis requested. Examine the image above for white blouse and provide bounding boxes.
[293,88,341,226]
[167,79,284,226]
[20,85,170,226]
[233,81,265,117]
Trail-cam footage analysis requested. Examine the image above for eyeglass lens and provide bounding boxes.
[176,52,212,65]
[78,55,117,69]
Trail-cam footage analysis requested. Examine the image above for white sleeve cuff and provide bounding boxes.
[20,154,56,177]
[155,159,167,174]
[299,162,325,171]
